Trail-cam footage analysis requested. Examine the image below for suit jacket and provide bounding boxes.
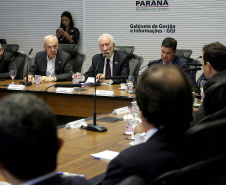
[193,69,226,124]
[148,55,195,84]
[84,50,130,84]
[31,50,72,81]
[33,174,91,185]
[102,128,182,185]
[0,51,17,79]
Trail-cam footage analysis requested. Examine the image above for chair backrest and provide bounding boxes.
[117,175,146,185]
[203,81,226,116]
[58,44,78,57]
[14,53,28,79]
[175,49,192,58]
[184,118,226,162]
[72,52,86,73]
[115,46,135,55]
[129,54,144,82]
[150,154,226,185]
[186,57,202,82]
[1,44,20,55]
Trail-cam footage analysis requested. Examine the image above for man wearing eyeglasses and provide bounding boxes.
[0,43,17,79]
[28,35,72,82]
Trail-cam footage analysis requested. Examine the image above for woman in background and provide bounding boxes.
[56,11,80,44]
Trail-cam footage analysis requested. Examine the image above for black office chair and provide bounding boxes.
[175,49,192,58]
[129,54,144,82]
[150,154,226,185]
[186,57,202,83]
[198,81,226,124]
[2,44,28,79]
[73,52,86,73]
[1,44,20,54]
[58,44,78,58]
[115,46,135,55]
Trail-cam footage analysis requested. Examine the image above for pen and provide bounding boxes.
[57,172,85,177]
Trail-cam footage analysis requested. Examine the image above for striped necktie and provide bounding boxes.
[105,59,111,76]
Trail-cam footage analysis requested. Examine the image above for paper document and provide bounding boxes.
[91,150,119,161]
[85,77,97,83]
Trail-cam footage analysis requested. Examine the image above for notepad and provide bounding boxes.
[91,150,119,161]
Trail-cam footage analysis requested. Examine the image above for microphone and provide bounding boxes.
[55,84,82,88]
[87,55,107,132]
[23,48,33,86]
[103,76,128,80]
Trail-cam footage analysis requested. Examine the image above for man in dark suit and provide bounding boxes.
[28,35,72,82]
[72,33,130,84]
[102,64,193,185]
[148,37,195,84]
[193,42,226,124]
[0,43,17,79]
[0,93,91,185]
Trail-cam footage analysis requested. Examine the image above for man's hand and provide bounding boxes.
[39,76,55,82]
[72,72,82,79]
[24,75,34,82]
[96,73,110,83]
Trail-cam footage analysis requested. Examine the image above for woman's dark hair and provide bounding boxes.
[60,11,74,30]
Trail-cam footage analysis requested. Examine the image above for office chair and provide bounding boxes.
[129,54,144,82]
[1,44,20,54]
[175,49,192,58]
[73,52,86,73]
[150,154,226,185]
[186,57,202,84]
[2,44,29,79]
[115,46,135,55]
[58,44,78,58]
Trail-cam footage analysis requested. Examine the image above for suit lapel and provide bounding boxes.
[55,50,62,75]
[40,53,47,76]
[113,51,119,76]
[97,55,105,74]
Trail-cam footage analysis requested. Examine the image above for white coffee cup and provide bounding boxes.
[134,134,145,144]
[120,83,126,90]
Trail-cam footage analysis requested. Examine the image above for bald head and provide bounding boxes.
[135,64,193,132]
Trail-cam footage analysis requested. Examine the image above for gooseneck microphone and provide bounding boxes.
[23,48,33,86]
[87,55,107,132]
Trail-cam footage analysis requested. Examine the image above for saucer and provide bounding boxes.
[118,87,126,90]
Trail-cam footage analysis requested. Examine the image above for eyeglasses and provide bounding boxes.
[46,45,57,50]
[0,48,4,52]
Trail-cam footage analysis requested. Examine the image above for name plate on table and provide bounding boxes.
[65,119,87,129]
[56,87,74,94]
[7,84,26,90]
[112,106,130,115]
[96,90,114,96]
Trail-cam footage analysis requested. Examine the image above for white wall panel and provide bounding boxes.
[0,0,83,58]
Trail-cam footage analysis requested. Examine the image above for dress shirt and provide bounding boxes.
[144,128,159,142]
[21,171,56,185]
[46,56,57,81]
[103,54,114,76]
[163,61,173,64]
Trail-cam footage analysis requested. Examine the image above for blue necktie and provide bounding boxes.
[106,59,111,76]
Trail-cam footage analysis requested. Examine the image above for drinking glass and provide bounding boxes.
[126,76,134,83]
[125,113,139,140]
[9,70,16,84]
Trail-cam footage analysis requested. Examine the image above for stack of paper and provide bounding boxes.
[91,150,119,161]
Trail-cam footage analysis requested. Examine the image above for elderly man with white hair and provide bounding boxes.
[72,33,130,84]
[28,35,72,82]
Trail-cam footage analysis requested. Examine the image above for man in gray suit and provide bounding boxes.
[28,35,72,82]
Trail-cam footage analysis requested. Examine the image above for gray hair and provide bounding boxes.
[98,33,115,45]
[44,35,58,45]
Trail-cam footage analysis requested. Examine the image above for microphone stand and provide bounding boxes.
[87,56,107,132]
[23,48,33,86]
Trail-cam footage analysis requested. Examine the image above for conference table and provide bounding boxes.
[0,103,134,184]
[0,80,135,118]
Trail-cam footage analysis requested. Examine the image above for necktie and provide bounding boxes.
[105,59,111,76]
